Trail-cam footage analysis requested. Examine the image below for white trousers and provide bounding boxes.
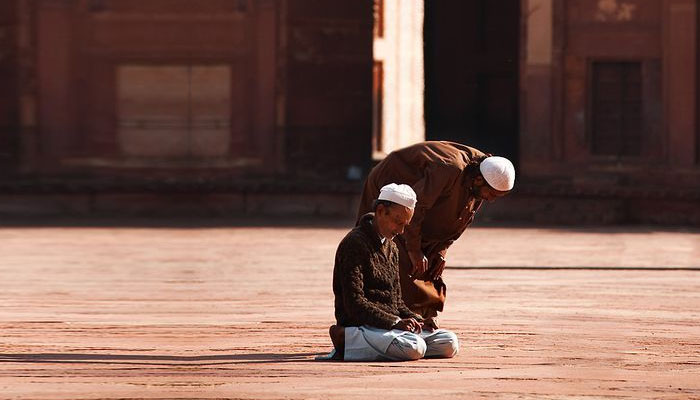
[344,325,459,361]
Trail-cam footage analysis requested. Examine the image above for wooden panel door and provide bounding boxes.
[117,64,232,158]
[117,65,191,157]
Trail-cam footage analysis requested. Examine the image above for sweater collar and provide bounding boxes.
[358,212,385,250]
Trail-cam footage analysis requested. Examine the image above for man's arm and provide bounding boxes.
[339,239,402,330]
[403,164,462,274]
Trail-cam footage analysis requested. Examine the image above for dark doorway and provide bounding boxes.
[424,0,520,162]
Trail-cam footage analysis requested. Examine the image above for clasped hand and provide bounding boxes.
[392,318,422,333]
[392,317,439,333]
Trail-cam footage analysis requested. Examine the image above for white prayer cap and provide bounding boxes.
[479,156,515,191]
[378,183,417,209]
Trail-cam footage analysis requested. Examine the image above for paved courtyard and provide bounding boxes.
[0,219,699,399]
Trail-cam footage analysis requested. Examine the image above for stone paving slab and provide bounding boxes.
[0,222,699,399]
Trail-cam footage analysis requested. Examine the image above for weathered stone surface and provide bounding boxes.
[0,221,698,399]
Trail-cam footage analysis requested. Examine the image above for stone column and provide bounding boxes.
[373,0,424,157]
[17,0,38,173]
[662,0,697,166]
[521,0,554,172]
[0,0,19,173]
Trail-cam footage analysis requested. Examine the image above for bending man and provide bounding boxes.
[357,141,515,318]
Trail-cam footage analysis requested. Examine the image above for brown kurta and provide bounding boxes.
[357,141,487,317]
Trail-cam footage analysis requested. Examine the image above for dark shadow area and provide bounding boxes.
[0,352,320,366]
[424,0,520,162]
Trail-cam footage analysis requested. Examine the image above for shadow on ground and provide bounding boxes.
[0,352,319,366]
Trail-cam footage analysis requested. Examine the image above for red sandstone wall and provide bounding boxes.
[520,0,699,200]
[11,0,373,182]
[0,0,18,173]
[283,0,373,180]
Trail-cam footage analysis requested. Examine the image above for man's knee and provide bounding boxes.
[407,336,428,360]
[441,331,459,358]
[426,330,459,358]
[386,334,427,361]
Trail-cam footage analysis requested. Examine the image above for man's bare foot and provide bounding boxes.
[329,325,345,360]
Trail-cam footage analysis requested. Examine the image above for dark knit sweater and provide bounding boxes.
[333,213,423,330]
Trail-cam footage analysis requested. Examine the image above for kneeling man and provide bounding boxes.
[329,183,459,361]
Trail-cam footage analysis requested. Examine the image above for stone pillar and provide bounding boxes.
[520,0,554,172]
[663,0,697,166]
[17,0,38,173]
[36,0,77,163]
[0,0,19,173]
[373,0,424,157]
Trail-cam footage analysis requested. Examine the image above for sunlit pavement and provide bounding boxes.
[0,221,698,399]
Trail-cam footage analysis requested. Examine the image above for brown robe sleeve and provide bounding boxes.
[403,164,462,254]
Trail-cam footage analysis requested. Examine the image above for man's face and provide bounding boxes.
[473,176,510,202]
[375,203,414,240]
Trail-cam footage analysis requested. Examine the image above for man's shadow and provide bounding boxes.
[0,352,321,366]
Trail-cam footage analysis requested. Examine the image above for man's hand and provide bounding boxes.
[422,316,439,331]
[428,255,446,281]
[408,250,428,277]
[392,318,422,333]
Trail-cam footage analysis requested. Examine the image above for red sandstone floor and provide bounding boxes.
[0,221,698,399]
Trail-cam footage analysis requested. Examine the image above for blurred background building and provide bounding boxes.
[0,0,698,223]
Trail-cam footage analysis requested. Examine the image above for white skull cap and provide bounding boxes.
[377,183,417,209]
[479,156,515,191]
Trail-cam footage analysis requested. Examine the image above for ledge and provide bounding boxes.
[0,176,364,195]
